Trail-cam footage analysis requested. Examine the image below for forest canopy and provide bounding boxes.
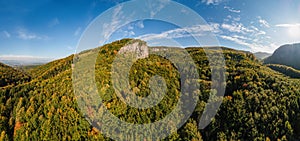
[0,39,300,140]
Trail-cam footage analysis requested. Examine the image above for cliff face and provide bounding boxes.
[118,40,149,59]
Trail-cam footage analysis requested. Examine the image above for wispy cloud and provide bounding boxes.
[48,18,60,27]
[220,20,267,36]
[2,31,11,38]
[135,20,273,52]
[220,35,250,46]
[224,15,240,22]
[127,21,144,30]
[67,45,74,50]
[224,6,240,13]
[201,0,223,5]
[131,15,275,53]
[275,23,300,27]
[136,24,220,41]
[221,23,255,34]
[149,0,170,18]
[249,25,266,35]
[136,21,144,29]
[232,34,251,40]
[258,16,270,28]
[219,35,277,52]
[117,29,136,38]
[18,31,39,40]
[124,31,135,36]
[218,18,277,52]
[102,4,123,41]
[74,27,82,36]
[17,28,47,40]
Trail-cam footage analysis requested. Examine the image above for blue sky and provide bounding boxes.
[0,0,300,59]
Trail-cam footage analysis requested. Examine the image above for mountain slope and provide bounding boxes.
[266,64,300,78]
[28,55,73,80]
[0,62,30,88]
[1,39,300,140]
[264,43,300,69]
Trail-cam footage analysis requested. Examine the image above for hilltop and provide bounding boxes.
[264,43,300,69]
[0,39,300,140]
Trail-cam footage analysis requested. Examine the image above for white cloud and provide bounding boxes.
[136,21,144,29]
[134,18,275,53]
[220,35,248,45]
[275,23,300,27]
[201,0,223,5]
[232,35,251,40]
[125,21,144,31]
[149,0,170,18]
[258,16,270,28]
[224,6,240,13]
[250,25,266,35]
[128,25,134,30]
[220,21,267,37]
[181,8,189,14]
[217,19,277,52]
[122,30,135,37]
[102,4,123,41]
[17,28,46,40]
[250,26,259,31]
[219,35,276,52]
[135,21,276,52]
[221,23,255,34]
[127,21,144,30]
[100,0,170,44]
[225,15,240,22]
[233,17,241,22]
[2,31,10,38]
[18,31,39,40]
[136,23,220,41]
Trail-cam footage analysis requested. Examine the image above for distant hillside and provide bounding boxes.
[254,52,271,60]
[0,56,52,66]
[1,39,300,140]
[266,64,300,78]
[264,43,300,69]
[28,55,73,80]
[0,62,30,87]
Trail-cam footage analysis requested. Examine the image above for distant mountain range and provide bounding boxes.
[0,56,53,66]
[264,43,300,70]
[253,52,271,60]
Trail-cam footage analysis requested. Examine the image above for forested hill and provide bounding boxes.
[1,39,300,140]
[264,43,300,69]
[0,62,31,88]
[27,55,73,80]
